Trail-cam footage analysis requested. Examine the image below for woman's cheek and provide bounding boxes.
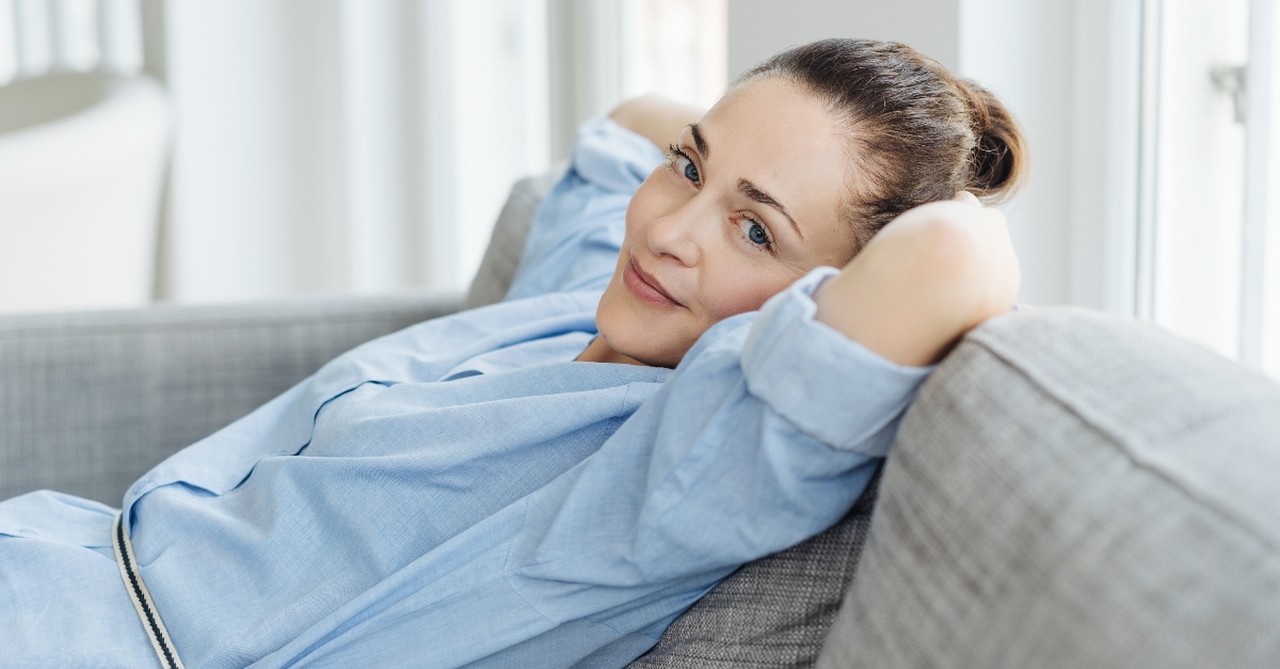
[731,273,793,319]
[625,176,667,234]
[703,282,770,322]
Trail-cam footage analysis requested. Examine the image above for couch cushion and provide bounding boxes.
[0,296,458,504]
[818,307,1280,668]
[465,165,565,309]
[631,471,882,668]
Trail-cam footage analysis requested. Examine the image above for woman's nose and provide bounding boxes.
[647,201,705,266]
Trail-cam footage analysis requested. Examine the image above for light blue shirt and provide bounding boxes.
[0,118,932,667]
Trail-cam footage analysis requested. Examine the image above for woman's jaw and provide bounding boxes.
[578,247,703,368]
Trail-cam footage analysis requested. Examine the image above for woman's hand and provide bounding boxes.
[814,193,1021,367]
[608,94,706,149]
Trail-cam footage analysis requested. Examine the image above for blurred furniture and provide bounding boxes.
[0,72,168,313]
[2,172,1279,668]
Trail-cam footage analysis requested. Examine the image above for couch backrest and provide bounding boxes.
[819,307,1280,668]
[465,166,564,309]
[0,296,459,504]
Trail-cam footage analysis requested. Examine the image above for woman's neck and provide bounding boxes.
[576,336,647,366]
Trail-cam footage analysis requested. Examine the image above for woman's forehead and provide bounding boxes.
[694,79,854,261]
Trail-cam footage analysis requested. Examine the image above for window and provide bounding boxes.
[1,0,728,304]
[1141,0,1279,376]
[0,0,15,83]
[0,0,143,82]
[547,0,726,162]
[619,0,728,110]
[451,0,726,290]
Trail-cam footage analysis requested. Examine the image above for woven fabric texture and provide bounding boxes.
[0,295,459,504]
[631,473,880,668]
[818,307,1280,668]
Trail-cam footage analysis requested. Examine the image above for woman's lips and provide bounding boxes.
[623,257,681,307]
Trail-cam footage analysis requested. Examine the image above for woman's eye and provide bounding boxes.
[668,145,700,185]
[737,216,774,249]
[679,156,700,183]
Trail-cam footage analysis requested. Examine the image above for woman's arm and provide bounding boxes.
[504,264,934,641]
[814,194,1020,366]
[608,94,705,149]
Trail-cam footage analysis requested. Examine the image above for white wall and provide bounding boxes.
[728,0,959,77]
[1062,0,1143,315]
[958,0,1076,308]
[726,0,1083,307]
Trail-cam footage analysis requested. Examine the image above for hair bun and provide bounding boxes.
[956,78,1027,202]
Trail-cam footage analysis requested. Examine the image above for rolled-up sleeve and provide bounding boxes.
[505,267,935,638]
[505,117,666,301]
[741,267,933,455]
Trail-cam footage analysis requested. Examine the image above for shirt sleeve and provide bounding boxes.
[503,266,935,636]
[504,116,666,301]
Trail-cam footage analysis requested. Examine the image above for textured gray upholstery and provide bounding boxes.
[465,164,566,309]
[818,307,1280,668]
[0,295,461,504]
[631,472,882,668]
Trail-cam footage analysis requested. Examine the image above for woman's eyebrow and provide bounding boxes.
[689,123,710,158]
[738,179,803,241]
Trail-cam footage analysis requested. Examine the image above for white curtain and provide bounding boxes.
[159,0,552,302]
[158,0,726,303]
[0,0,725,306]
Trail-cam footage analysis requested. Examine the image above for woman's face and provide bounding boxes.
[594,77,857,367]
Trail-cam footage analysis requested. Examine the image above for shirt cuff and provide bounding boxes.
[570,117,666,194]
[741,267,935,456]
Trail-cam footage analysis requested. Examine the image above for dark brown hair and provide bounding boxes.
[739,38,1027,250]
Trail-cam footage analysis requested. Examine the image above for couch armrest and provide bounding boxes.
[0,293,462,505]
[818,307,1280,668]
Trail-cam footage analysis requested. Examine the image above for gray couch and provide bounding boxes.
[3,173,1280,668]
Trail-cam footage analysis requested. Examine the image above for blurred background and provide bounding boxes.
[0,0,1276,377]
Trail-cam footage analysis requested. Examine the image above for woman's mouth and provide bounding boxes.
[623,257,681,307]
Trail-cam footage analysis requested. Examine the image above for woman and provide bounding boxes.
[2,39,1023,666]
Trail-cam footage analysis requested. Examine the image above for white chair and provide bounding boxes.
[0,72,168,313]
